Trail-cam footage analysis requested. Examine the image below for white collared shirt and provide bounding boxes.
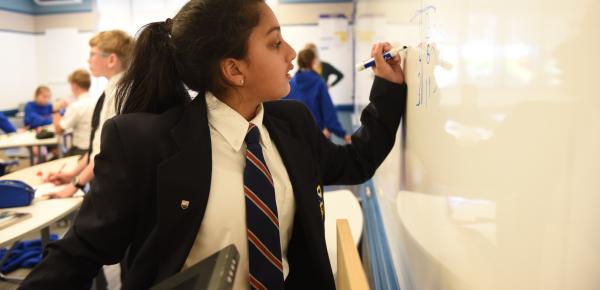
[182,92,295,290]
[91,72,123,159]
[59,93,94,149]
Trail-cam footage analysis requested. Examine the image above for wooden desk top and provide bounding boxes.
[0,156,83,247]
[0,130,59,149]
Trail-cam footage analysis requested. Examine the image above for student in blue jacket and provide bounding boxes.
[285,49,351,143]
[24,86,65,129]
[0,112,16,134]
[24,86,65,162]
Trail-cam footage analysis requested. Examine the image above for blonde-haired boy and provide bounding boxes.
[46,30,134,198]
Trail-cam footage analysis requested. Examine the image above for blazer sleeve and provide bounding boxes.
[0,113,16,133]
[18,119,138,290]
[312,76,407,185]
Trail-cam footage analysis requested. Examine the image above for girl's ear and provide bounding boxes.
[220,58,246,87]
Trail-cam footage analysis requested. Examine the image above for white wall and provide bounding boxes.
[0,29,104,111]
[0,0,99,111]
[0,31,38,110]
[36,29,101,101]
[97,0,188,35]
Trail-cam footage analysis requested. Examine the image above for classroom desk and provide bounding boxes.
[0,156,83,249]
[324,189,363,276]
[0,130,60,165]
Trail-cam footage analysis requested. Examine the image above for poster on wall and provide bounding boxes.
[318,14,353,106]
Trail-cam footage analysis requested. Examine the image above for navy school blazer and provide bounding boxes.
[18,77,407,290]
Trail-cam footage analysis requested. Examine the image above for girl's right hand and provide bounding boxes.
[45,171,74,185]
[371,42,405,85]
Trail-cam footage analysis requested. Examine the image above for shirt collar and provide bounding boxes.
[205,91,268,152]
[77,92,89,100]
[106,72,123,93]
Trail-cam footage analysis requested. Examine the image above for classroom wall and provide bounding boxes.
[0,1,99,110]
[0,29,99,111]
[0,0,354,111]
[0,31,38,111]
[271,1,353,25]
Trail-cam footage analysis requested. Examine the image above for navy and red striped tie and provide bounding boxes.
[244,123,285,290]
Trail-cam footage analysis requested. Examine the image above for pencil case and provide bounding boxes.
[0,180,34,208]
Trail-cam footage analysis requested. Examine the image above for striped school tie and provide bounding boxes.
[244,123,285,290]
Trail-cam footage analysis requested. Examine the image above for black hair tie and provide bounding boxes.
[163,18,173,35]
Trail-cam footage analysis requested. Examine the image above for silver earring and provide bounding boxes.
[240,79,245,85]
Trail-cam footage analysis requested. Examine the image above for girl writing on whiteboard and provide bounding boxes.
[19,0,406,289]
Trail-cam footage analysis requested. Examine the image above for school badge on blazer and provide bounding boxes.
[316,184,324,220]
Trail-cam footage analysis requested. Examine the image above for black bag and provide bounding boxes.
[35,131,55,139]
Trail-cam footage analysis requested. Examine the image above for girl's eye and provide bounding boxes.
[274,41,282,49]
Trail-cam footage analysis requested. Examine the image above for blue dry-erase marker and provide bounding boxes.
[356,46,408,72]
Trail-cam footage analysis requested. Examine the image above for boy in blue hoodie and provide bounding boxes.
[285,49,351,143]
[23,85,66,162]
[24,86,65,129]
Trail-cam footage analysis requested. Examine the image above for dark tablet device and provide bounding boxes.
[150,244,239,290]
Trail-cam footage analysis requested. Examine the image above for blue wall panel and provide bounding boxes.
[0,0,93,15]
[0,0,35,14]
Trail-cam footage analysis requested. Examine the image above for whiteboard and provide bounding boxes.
[354,0,600,290]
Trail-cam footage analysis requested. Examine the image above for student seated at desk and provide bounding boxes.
[18,1,406,289]
[52,69,94,157]
[0,112,16,134]
[24,86,65,129]
[24,86,65,162]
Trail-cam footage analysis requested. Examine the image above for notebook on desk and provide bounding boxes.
[150,244,239,290]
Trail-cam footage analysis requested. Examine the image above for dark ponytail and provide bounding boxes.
[115,20,189,114]
[116,0,264,115]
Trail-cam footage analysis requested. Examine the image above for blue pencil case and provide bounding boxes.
[0,180,34,208]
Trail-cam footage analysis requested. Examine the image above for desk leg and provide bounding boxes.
[41,227,50,249]
[59,135,66,158]
[27,146,34,166]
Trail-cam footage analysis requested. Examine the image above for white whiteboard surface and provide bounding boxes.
[355,0,600,290]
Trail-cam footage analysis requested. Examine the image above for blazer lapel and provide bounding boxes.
[263,112,331,273]
[154,95,213,281]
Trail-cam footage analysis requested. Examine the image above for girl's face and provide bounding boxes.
[239,3,296,102]
[35,89,52,106]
